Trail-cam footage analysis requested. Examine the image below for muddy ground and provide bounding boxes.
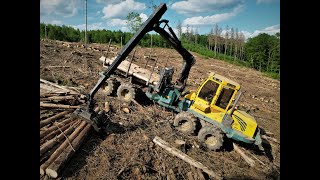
[40,39,280,180]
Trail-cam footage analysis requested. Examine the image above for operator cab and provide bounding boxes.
[192,72,240,114]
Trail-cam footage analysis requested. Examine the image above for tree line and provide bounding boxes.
[40,23,280,79]
[40,23,170,48]
[176,22,280,78]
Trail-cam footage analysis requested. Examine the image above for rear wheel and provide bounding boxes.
[198,125,224,151]
[117,83,136,102]
[102,79,117,96]
[173,112,197,134]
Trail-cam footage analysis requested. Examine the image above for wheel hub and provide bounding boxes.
[205,135,217,147]
[179,121,191,132]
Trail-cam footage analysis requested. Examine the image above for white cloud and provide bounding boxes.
[241,24,280,39]
[182,5,243,26]
[73,22,108,31]
[139,13,148,23]
[40,0,81,17]
[96,0,121,4]
[51,20,62,25]
[107,18,127,27]
[172,0,244,15]
[121,26,130,32]
[257,0,274,4]
[102,0,146,19]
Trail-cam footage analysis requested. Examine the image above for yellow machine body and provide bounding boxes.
[185,72,258,138]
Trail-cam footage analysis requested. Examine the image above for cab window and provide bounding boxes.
[215,87,234,109]
[198,80,219,103]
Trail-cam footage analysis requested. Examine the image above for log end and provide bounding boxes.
[46,169,58,178]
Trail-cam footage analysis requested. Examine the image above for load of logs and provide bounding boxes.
[40,79,93,178]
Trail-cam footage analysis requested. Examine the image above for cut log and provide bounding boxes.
[40,121,78,156]
[40,83,64,93]
[40,120,87,175]
[99,56,159,85]
[233,143,255,167]
[40,118,74,138]
[40,120,79,145]
[40,92,71,97]
[40,95,76,101]
[40,140,64,165]
[153,136,222,180]
[46,123,92,178]
[40,111,71,128]
[40,78,79,94]
[40,103,80,109]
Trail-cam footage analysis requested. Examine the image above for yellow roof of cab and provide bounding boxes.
[209,72,240,89]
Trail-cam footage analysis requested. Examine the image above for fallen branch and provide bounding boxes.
[233,143,255,167]
[261,135,279,144]
[40,103,80,109]
[153,136,222,180]
[249,152,266,166]
[47,66,71,68]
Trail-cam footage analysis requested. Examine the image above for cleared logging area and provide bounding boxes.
[40,39,280,179]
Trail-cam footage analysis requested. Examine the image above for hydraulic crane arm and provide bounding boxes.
[75,3,196,126]
[153,21,196,90]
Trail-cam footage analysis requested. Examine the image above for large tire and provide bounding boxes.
[198,125,224,151]
[117,83,136,102]
[173,112,197,134]
[102,79,117,96]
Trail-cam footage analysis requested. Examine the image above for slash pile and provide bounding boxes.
[40,79,93,178]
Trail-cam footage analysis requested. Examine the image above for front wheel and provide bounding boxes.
[198,125,224,151]
[173,111,197,134]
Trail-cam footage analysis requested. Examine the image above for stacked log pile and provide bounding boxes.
[40,79,92,178]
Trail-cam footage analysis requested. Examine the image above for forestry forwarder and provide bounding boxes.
[73,3,263,151]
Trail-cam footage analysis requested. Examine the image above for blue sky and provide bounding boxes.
[40,0,280,39]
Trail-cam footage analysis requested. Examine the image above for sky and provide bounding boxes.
[40,0,280,39]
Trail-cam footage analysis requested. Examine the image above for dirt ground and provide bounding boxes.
[40,39,280,180]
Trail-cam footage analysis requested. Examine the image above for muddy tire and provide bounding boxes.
[102,79,117,96]
[198,125,224,151]
[117,83,136,102]
[173,111,197,134]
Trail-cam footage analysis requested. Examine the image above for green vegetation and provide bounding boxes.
[40,23,280,80]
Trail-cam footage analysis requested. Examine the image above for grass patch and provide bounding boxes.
[262,72,280,80]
